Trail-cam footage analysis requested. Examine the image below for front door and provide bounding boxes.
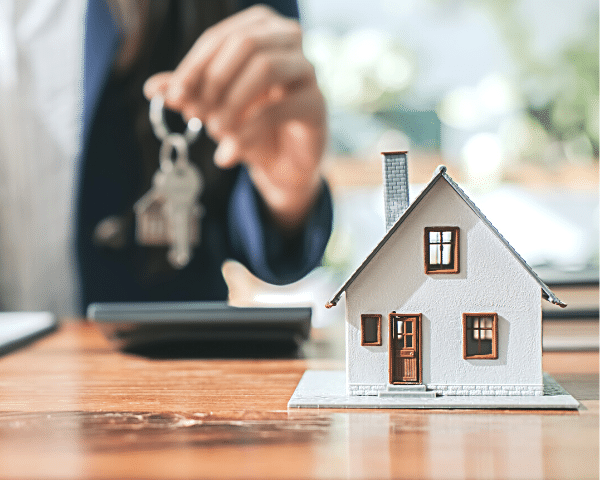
[389,314,421,384]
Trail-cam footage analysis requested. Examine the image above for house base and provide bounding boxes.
[288,370,579,410]
[349,382,544,397]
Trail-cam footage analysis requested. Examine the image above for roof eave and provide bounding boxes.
[543,291,568,308]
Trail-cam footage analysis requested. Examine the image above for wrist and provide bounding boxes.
[250,167,323,233]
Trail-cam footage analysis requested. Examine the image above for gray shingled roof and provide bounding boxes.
[326,166,566,309]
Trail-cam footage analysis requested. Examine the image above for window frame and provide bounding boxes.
[361,314,382,346]
[424,226,460,274]
[462,313,498,360]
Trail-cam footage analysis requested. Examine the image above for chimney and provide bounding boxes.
[382,151,409,231]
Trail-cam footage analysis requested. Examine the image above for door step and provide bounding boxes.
[378,384,437,398]
[387,384,427,392]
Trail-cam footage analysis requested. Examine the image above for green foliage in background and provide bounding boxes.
[464,0,599,159]
[527,17,599,157]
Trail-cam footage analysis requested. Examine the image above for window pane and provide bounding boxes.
[430,245,440,264]
[441,245,451,265]
[442,231,452,243]
[479,339,493,355]
[430,231,441,243]
[484,318,493,329]
[466,332,479,356]
[397,320,403,335]
[405,321,412,333]
[473,318,479,328]
[484,330,493,340]
[473,330,479,340]
[405,336,412,348]
[363,316,379,344]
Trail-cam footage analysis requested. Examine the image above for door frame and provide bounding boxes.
[389,313,422,385]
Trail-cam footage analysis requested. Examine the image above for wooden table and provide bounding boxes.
[0,322,597,479]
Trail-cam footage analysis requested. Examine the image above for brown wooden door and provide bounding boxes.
[389,314,421,384]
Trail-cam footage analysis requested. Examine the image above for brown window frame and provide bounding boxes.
[361,314,382,346]
[424,227,460,274]
[463,313,498,359]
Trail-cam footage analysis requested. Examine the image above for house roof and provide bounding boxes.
[326,166,566,309]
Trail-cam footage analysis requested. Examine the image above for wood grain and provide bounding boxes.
[0,321,597,479]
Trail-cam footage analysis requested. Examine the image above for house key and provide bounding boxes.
[157,134,203,267]
[134,96,204,269]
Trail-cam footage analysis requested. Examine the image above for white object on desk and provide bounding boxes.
[0,311,57,353]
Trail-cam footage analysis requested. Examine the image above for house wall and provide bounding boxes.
[345,180,543,396]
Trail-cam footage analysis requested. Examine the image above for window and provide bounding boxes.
[394,317,414,349]
[361,314,382,346]
[424,227,459,274]
[463,313,498,359]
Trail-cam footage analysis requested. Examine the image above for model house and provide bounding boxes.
[325,152,566,397]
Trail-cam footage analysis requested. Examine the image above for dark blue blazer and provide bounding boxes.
[77,0,332,310]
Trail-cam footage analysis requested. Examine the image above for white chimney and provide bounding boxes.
[382,151,409,231]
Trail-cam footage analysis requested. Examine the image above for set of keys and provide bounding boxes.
[134,96,204,269]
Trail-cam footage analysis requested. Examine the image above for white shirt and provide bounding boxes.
[0,0,85,315]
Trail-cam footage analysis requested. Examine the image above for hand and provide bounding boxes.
[143,5,327,231]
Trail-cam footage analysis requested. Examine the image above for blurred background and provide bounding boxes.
[0,0,597,336]
[229,0,599,332]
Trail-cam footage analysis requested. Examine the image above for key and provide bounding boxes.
[155,134,203,268]
[158,164,203,268]
[134,96,205,267]
[134,161,203,251]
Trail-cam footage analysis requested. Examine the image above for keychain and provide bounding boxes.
[134,96,204,269]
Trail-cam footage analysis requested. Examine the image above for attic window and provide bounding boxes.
[463,313,498,359]
[424,227,459,274]
[361,314,382,346]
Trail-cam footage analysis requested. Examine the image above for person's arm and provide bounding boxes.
[227,166,332,284]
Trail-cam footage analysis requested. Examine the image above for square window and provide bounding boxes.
[361,314,382,346]
[424,227,460,274]
[463,313,498,359]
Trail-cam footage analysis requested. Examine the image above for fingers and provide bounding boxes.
[208,50,313,136]
[214,83,326,170]
[161,6,307,121]
[200,17,301,110]
[169,4,278,108]
[214,136,243,168]
[143,72,173,100]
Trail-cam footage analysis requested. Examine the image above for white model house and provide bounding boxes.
[325,152,566,397]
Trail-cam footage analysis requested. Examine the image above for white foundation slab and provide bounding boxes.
[288,371,580,410]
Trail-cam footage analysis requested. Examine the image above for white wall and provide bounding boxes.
[345,179,543,389]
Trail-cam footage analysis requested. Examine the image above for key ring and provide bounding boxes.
[158,133,191,173]
[149,95,202,144]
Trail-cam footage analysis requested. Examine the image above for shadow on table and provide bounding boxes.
[122,338,303,359]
